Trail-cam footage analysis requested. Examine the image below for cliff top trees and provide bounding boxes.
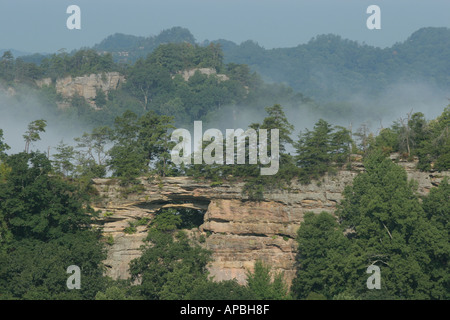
[107,110,175,181]
[250,104,294,154]
[126,58,173,111]
[0,129,10,159]
[23,119,47,153]
[293,151,449,300]
[371,106,450,171]
[338,151,449,299]
[295,119,352,183]
[40,49,116,79]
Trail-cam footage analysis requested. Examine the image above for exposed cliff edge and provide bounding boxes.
[175,67,229,82]
[33,68,228,109]
[35,72,125,109]
[90,157,449,286]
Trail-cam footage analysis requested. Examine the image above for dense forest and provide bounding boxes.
[0,27,448,300]
[67,26,450,103]
[216,27,450,101]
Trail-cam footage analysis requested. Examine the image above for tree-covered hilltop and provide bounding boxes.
[4,26,450,131]
[0,26,449,300]
[0,116,448,300]
[1,29,448,183]
[214,27,450,102]
[1,39,314,130]
[92,26,197,64]
[292,152,449,300]
[76,26,450,103]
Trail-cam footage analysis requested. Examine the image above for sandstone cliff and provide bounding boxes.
[36,72,125,109]
[90,158,449,286]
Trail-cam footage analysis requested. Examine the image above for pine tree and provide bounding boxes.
[337,151,448,299]
[295,119,333,183]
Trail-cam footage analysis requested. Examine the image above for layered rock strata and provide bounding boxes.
[91,159,449,286]
[36,72,125,108]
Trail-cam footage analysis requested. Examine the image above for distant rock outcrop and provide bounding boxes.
[36,72,125,109]
[176,68,229,82]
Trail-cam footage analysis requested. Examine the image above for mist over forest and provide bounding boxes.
[0,25,449,301]
[1,26,449,156]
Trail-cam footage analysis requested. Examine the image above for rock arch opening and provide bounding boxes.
[153,206,207,230]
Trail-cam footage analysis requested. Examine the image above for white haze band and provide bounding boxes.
[171,121,279,176]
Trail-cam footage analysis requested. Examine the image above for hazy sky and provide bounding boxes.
[1,0,449,53]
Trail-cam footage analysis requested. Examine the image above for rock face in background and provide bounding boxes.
[34,68,227,110]
[36,72,125,108]
[176,67,229,82]
[91,158,449,286]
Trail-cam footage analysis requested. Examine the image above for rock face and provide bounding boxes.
[36,72,125,108]
[176,68,229,82]
[91,161,449,286]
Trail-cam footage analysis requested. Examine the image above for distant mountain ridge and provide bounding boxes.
[93,26,196,63]
[211,27,450,101]
[90,26,450,102]
[0,49,32,58]
[11,26,450,104]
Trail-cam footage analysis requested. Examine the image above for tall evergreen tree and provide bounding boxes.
[337,151,449,299]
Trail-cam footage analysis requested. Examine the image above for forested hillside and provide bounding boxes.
[0,26,448,300]
[76,26,450,103]
[2,39,311,130]
[215,27,450,101]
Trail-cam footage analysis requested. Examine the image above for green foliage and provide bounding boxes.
[373,127,399,155]
[73,126,111,179]
[291,211,352,300]
[23,119,47,153]
[295,119,352,184]
[187,279,253,300]
[52,140,76,176]
[245,260,291,300]
[293,151,449,300]
[93,26,450,106]
[421,178,449,228]
[95,286,131,300]
[0,152,106,299]
[0,152,93,241]
[239,105,299,199]
[150,208,182,233]
[219,27,450,103]
[0,51,16,82]
[106,110,176,181]
[0,129,10,159]
[93,27,197,64]
[371,107,450,171]
[129,228,211,300]
[94,87,107,108]
[1,27,449,301]
[250,104,294,153]
[306,292,327,300]
[40,49,115,79]
[339,151,449,299]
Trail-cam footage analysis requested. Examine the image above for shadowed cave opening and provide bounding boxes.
[134,196,210,229]
[154,206,206,230]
